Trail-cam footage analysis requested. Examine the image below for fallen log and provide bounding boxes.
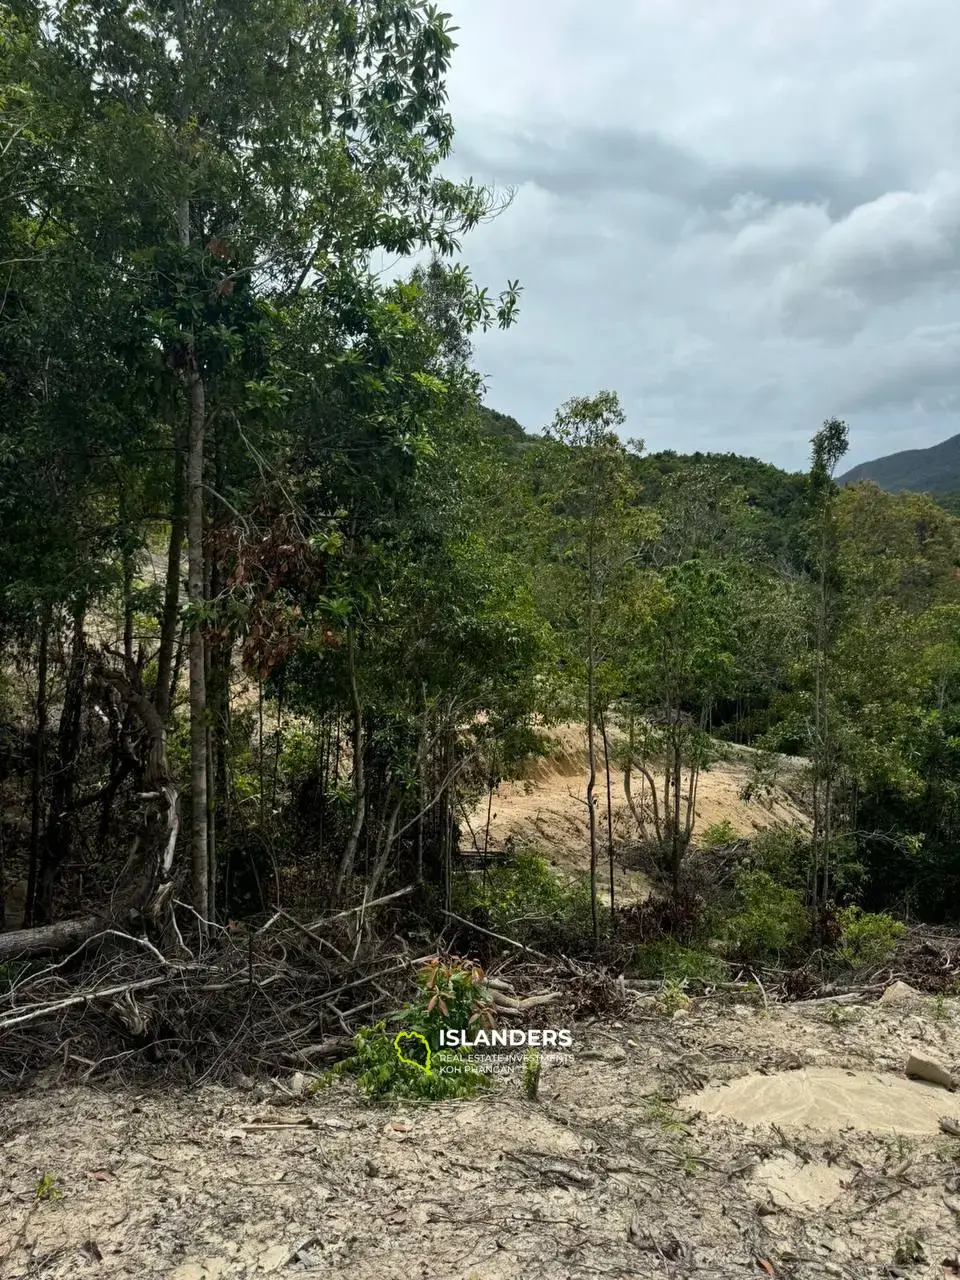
[0,915,103,961]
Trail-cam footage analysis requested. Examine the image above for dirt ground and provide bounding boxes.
[465,723,809,902]
[4,986,960,1280]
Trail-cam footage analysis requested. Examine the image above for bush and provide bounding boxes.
[746,828,810,891]
[334,955,493,1102]
[743,827,865,898]
[699,819,738,851]
[835,906,906,969]
[724,870,809,962]
[457,850,597,950]
[632,939,725,983]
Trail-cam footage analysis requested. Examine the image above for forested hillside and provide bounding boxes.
[840,432,960,497]
[2,0,960,1067]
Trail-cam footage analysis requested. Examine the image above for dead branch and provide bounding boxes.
[441,909,550,960]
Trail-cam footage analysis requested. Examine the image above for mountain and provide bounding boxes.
[839,433,960,496]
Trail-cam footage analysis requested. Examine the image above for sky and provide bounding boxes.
[436,0,960,472]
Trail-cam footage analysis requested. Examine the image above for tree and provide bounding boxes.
[622,559,738,893]
[807,417,849,909]
[534,392,648,941]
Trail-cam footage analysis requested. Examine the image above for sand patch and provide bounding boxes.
[682,1066,951,1134]
[748,1153,844,1211]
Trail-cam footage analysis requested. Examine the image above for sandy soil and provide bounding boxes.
[3,986,960,1280]
[465,723,809,901]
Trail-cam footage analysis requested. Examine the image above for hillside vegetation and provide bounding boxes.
[840,431,960,497]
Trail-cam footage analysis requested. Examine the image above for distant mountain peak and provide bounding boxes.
[839,433,960,495]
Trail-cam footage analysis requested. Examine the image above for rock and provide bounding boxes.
[879,980,920,1006]
[258,1243,292,1272]
[905,1052,957,1091]
[582,1046,626,1063]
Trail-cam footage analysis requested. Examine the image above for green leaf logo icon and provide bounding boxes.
[394,1031,431,1074]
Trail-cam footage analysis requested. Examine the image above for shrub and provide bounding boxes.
[744,828,865,898]
[724,870,809,962]
[632,939,725,983]
[699,819,738,851]
[334,955,493,1102]
[835,906,906,969]
[457,850,597,950]
[746,828,810,891]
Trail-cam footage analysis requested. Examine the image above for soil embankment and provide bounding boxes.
[466,723,809,900]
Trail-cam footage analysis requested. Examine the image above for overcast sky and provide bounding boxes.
[438,0,960,472]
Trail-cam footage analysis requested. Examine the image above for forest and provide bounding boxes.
[2,0,960,1076]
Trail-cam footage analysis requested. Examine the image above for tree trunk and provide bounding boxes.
[37,602,86,924]
[335,623,365,900]
[4,660,180,959]
[599,707,616,918]
[155,432,185,721]
[586,674,599,946]
[186,361,208,928]
[25,604,51,928]
[178,192,209,931]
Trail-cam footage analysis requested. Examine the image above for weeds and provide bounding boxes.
[34,1173,61,1201]
[641,1094,689,1134]
[656,978,691,1016]
[632,940,725,983]
[522,1048,541,1101]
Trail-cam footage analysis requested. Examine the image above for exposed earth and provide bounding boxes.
[3,984,960,1279]
[466,723,809,902]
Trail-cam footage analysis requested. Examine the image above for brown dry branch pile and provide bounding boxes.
[0,888,431,1088]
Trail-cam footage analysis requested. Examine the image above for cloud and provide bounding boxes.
[440,0,960,470]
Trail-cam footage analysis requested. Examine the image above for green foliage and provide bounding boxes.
[835,906,906,969]
[656,978,692,1015]
[743,827,811,891]
[397,955,494,1045]
[336,957,493,1102]
[699,819,738,851]
[34,1173,61,1201]
[456,851,597,950]
[632,940,725,983]
[724,871,809,962]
